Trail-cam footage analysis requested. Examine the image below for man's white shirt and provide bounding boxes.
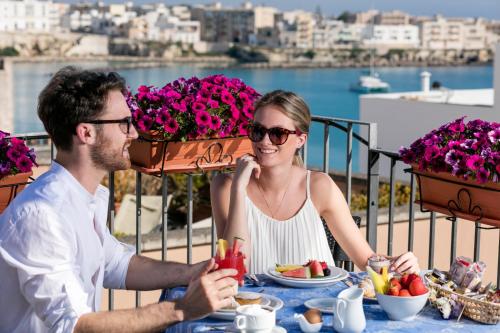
[0,162,135,332]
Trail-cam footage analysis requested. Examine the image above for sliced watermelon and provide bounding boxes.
[309,260,325,278]
[282,266,311,279]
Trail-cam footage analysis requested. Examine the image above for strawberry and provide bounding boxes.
[389,277,402,290]
[407,273,421,285]
[399,289,411,297]
[409,279,428,296]
[320,261,328,270]
[387,285,400,296]
[400,274,410,288]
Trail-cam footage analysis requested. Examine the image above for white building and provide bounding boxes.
[363,25,419,48]
[337,24,367,45]
[0,0,65,32]
[312,19,344,49]
[280,10,314,48]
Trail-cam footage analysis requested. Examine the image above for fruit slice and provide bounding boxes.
[217,239,228,259]
[309,260,325,278]
[366,266,388,294]
[275,264,304,273]
[282,266,311,279]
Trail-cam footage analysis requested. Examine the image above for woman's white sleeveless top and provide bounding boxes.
[245,170,335,274]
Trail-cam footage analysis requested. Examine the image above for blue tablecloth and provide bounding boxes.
[162,273,498,332]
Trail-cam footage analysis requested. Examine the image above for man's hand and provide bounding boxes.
[175,259,238,321]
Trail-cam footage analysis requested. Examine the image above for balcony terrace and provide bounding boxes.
[7,112,499,310]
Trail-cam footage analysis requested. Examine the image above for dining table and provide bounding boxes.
[161,272,499,333]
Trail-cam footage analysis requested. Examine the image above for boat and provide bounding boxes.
[350,72,390,93]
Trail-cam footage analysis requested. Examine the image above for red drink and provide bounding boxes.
[215,250,246,286]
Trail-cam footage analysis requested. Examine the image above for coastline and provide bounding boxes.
[7,55,493,71]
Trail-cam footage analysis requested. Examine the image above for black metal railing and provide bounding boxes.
[5,117,500,310]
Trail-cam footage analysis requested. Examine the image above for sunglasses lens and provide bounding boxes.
[269,128,288,145]
[249,125,265,142]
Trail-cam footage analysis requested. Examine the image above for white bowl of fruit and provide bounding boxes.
[368,268,430,321]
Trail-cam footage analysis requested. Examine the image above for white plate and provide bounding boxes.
[266,267,349,288]
[209,293,284,320]
[304,297,336,314]
[268,266,342,281]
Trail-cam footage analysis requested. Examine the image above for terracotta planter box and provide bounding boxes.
[412,167,500,227]
[0,171,33,214]
[129,134,253,174]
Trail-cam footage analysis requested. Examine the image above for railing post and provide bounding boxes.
[187,174,193,265]
[323,122,330,173]
[161,173,168,261]
[366,123,378,250]
[108,172,115,311]
[345,123,353,206]
[135,171,142,307]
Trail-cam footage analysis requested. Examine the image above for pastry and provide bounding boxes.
[235,292,262,305]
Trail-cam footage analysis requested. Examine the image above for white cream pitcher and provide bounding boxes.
[332,286,366,333]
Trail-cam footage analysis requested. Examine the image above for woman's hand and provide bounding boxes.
[389,252,420,274]
[232,154,261,192]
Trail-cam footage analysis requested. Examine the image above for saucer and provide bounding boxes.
[230,325,286,332]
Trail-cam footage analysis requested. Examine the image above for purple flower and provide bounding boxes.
[16,155,33,173]
[460,139,476,150]
[445,150,463,166]
[466,155,484,171]
[424,145,440,162]
[488,129,500,144]
[476,167,490,184]
[0,162,11,175]
[6,147,22,162]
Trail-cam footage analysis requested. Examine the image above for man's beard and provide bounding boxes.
[90,132,131,172]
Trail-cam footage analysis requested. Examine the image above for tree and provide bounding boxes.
[337,11,355,23]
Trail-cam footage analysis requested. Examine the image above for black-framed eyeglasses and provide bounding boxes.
[248,123,302,145]
[86,116,133,135]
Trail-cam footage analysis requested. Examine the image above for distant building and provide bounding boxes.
[354,10,378,24]
[312,19,344,49]
[419,15,487,50]
[279,10,314,48]
[191,4,255,44]
[363,24,419,48]
[337,24,367,45]
[374,10,410,25]
[0,0,67,32]
[486,20,500,48]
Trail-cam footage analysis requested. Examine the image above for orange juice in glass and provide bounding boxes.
[215,237,246,286]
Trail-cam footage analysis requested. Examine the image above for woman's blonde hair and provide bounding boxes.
[254,90,311,166]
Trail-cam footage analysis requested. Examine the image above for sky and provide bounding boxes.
[91,0,500,20]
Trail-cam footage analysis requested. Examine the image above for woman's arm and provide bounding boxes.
[310,172,375,270]
[211,155,261,258]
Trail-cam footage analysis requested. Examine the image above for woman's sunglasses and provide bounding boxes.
[248,123,302,145]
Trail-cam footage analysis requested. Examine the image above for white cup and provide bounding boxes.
[234,304,276,333]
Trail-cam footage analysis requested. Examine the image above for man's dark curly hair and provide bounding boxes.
[37,66,126,151]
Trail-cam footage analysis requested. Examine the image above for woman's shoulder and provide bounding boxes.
[309,170,335,190]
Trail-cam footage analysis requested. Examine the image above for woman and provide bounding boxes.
[211,90,419,274]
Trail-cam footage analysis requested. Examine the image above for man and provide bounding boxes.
[0,67,237,332]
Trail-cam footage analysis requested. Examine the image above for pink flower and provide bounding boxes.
[6,147,22,162]
[220,90,235,105]
[165,118,179,134]
[208,99,219,109]
[238,122,248,136]
[156,110,170,126]
[137,115,153,132]
[15,155,33,173]
[466,155,484,171]
[209,116,221,131]
[172,101,187,112]
[195,111,211,127]
[192,102,206,113]
[230,105,240,120]
[476,167,490,184]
